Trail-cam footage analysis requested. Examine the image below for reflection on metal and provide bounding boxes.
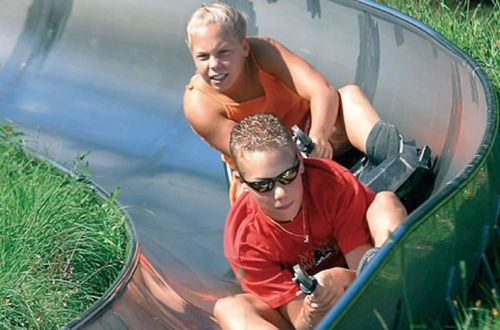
[393,24,404,47]
[355,12,380,103]
[0,0,72,92]
[435,62,462,189]
[259,0,321,18]
[479,225,498,292]
[445,265,460,324]
[307,0,321,18]
[76,253,219,329]
[223,0,258,36]
[432,44,439,58]
[390,298,403,329]
[469,71,479,104]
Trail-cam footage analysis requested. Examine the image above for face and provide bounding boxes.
[189,23,249,93]
[237,148,304,222]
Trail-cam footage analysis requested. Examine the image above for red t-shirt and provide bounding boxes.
[224,158,374,308]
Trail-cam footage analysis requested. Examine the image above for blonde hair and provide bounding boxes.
[186,2,247,49]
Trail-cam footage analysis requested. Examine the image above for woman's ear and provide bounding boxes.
[234,172,250,196]
[234,171,242,182]
[234,172,246,186]
[242,38,250,57]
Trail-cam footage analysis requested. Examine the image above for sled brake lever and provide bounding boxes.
[292,264,318,295]
[292,125,315,155]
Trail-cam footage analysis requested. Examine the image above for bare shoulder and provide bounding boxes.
[248,37,292,75]
[183,82,235,155]
[183,86,226,131]
[248,36,289,53]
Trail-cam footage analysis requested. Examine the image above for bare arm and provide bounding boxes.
[279,267,356,329]
[183,88,235,158]
[276,241,371,329]
[251,37,339,158]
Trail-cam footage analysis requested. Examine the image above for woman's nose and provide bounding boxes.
[273,184,287,200]
[209,55,219,69]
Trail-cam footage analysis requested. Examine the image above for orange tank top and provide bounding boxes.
[186,51,311,167]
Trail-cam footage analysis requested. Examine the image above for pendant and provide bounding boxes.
[304,235,309,243]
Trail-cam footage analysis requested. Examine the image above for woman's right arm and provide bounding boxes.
[183,89,235,158]
[279,267,356,329]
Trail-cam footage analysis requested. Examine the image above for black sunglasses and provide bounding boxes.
[241,157,300,193]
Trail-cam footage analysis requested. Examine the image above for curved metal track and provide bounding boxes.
[0,0,498,329]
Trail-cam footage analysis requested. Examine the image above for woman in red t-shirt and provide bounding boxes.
[216,114,407,329]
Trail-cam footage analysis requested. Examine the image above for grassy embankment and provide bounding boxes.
[376,0,499,328]
[0,123,129,329]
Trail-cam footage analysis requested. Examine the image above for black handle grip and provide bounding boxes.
[292,264,318,294]
[292,125,315,155]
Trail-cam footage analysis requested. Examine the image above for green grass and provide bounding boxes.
[377,0,499,92]
[446,257,500,329]
[376,0,499,328]
[0,122,129,329]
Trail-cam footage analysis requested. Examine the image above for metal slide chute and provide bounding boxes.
[0,0,497,328]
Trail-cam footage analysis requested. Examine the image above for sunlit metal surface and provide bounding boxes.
[0,0,497,329]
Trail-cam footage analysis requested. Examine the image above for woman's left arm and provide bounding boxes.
[251,37,339,158]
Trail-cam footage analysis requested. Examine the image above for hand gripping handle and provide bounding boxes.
[292,125,315,155]
[292,264,318,295]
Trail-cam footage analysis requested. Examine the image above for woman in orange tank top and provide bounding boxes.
[186,49,311,167]
[183,3,391,201]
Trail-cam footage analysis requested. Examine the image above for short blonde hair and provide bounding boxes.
[186,2,247,49]
[230,114,294,170]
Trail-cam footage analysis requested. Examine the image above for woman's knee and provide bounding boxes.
[368,191,407,219]
[214,293,269,318]
[338,84,364,100]
[214,294,289,329]
[214,295,255,328]
[214,296,233,320]
[366,191,407,246]
[371,191,402,207]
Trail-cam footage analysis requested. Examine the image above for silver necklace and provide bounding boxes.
[267,206,309,243]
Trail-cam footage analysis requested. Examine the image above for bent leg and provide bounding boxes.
[366,191,407,247]
[335,85,402,166]
[214,293,293,330]
[333,85,381,154]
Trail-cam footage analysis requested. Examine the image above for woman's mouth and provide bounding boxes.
[210,73,228,84]
[276,201,293,210]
